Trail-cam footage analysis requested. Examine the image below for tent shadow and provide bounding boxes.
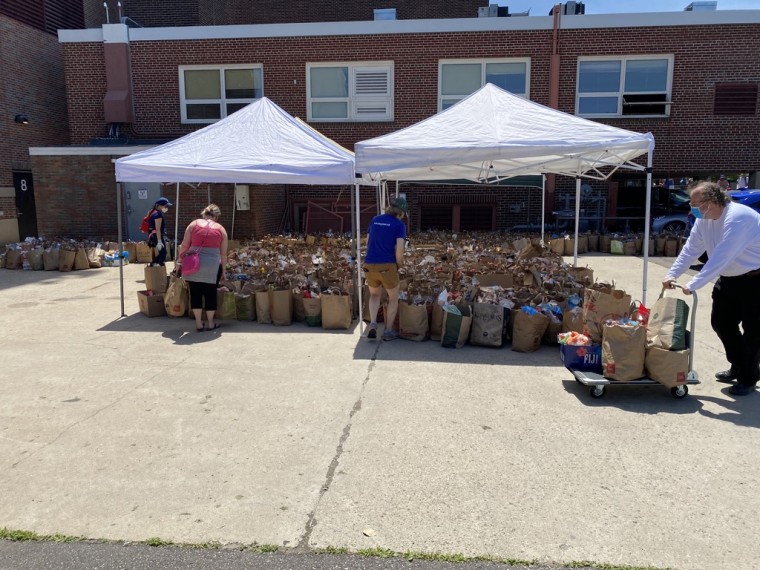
[352,337,562,365]
[561,378,704,415]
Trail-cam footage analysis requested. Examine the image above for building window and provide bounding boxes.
[179,65,263,124]
[714,83,758,115]
[576,56,673,117]
[439,59,530,111]
[307,62,393,122]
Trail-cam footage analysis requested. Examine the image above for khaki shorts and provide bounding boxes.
[363,263,400,289]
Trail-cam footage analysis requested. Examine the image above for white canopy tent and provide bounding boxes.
[113,97,366,316]
[355,83,657,303]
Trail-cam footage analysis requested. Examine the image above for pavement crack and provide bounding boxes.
[296,340,382,551]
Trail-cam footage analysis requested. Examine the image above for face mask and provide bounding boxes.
[161,206,169,213]
[691,206,704,219]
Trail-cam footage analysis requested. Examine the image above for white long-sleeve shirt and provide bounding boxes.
[665,202,760,291]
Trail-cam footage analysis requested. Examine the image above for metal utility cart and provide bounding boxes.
[571,287,700,399]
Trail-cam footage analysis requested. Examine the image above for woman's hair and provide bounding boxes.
[201,203,221,219]
[689,181,729,207]
[385,205,406,218]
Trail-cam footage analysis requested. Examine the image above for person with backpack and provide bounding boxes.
[146,197,172,266]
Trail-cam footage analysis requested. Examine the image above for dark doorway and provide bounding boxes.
[13,171,38,239]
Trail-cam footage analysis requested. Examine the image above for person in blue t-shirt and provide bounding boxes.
[363,197,407,341]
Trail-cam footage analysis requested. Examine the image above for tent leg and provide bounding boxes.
[541,174,546,245]
[231,184,237,240]
[573,176,581,267]
[174,182,180,269]
[117,181,125,317]
[642,154,653,306]
[355,183,364,331]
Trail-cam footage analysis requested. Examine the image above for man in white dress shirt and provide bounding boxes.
[663,181,760,396]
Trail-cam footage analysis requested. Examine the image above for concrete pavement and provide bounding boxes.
[0,254,759,570]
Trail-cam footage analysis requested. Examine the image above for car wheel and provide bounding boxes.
[662,221,686,233]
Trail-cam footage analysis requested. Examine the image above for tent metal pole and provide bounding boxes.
[231,184,237,240]
[642,154,653,306]
[174,182,180,269]
[355,182,364,329]
[541,174,546,245]
[350,182,358,318]
[116,181,125,317]
[395,180,399,198]
[573,175,581,267]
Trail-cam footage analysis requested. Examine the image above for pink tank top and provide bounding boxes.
[190,220,224,248]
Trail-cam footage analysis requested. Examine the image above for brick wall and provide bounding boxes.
[63,23,759,177]
[115,0,484,27]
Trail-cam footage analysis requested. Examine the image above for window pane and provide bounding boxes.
[624,59,668,92]
[310,67,348,98]
[227,102,249,115]
[485,62,526,94]
[441,64,481,96]
[184,70,221,99]
[441,98,459,110]
[578,96,618,114]
[578,60,621,93]
[311,101,348,119]
[225,68,259,99]
[186,103,221,120]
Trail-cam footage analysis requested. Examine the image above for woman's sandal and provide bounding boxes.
[207,323,221,330]
[196,326,205,332]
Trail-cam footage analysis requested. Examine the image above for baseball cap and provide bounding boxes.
[389,196,408,214]
[155,197,173,206]
[719,174,726,180]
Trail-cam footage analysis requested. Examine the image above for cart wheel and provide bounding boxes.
[590,386,605,398]
[671,385,688,399]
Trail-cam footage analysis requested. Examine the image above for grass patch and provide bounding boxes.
[0,527,672,570]
[0,528,83,543]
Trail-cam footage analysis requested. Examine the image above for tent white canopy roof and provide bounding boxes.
[115,97,360,186]
[354,83,655,182]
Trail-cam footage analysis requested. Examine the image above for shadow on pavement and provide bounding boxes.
[561,379,704,415]
[695,391,760,429]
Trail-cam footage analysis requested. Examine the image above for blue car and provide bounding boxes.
[728,189,760,212]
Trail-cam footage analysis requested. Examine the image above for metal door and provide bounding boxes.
[13,171,38,239]
[123,182,162,240]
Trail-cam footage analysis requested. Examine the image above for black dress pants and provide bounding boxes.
[711,272,760,387]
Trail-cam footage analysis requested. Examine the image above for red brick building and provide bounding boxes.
[24,3,760,242]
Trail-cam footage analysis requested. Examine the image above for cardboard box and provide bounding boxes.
[474,273,514,288]
[137,291,166,317]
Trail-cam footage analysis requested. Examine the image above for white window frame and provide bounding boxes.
[306,61,394,122]
[179,64,263,124]
[575,55,674,118]
[438,58,531,111]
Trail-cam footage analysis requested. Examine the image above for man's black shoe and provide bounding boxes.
[728,384,755,396]
[715,370,738,383]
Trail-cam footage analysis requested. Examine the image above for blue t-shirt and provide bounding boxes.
[149,209,166,238]
[364,214,406,264]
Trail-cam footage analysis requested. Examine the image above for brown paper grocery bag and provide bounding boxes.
[562,306,584,333]
[600,235,612,253]
[27,249,44,270]
[58,249,76,272]
[42,249,60,271]
[568,266,594,286]
[303,297,322,327]
[122,242,138,264]
[563,238,575,256]
[645,346,689,388]
[646,294,689,350]
[511,309,549,353]
[235,293,256,321]
[602,322,646,381]
[399,301,430,342]
[255,291,272,324]
[164,276,189,317]
[144,265,168,294]
[588,234,600,252]
[430,302,444,342]
[470,302,505,347]
[72,248,89,270]
[582,287,632,342]
[292,292,306,322]
[549,238,565,255]
[441,305,472,349]
[270,289,293,326]
[136,242,153,263]
[216,290,237,320]
[665,239,678,257]
[577,234,589,254]
[321,293,352,330]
